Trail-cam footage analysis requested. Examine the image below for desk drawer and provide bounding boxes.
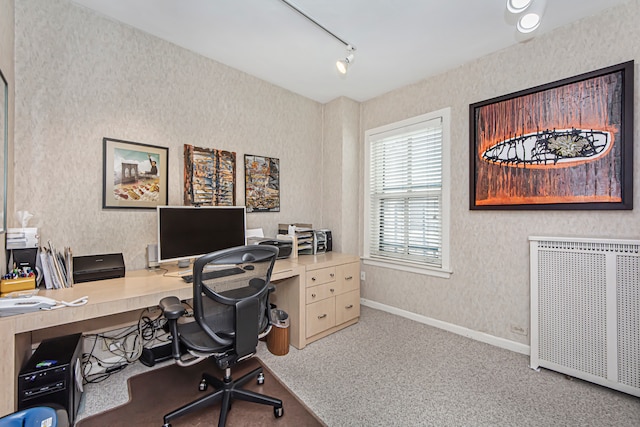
[337,262,360,294]
[306,267,336,287]
[306,283,336,304]
[306,298,335,337]
[336,289,360,325]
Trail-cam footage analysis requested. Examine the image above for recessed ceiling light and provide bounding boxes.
[517,12,541,33]
[506,0,533,14]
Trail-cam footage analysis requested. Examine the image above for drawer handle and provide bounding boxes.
[318,314,327,319]
[311,293,316,298]
[345,304,354,309]
[345,275,353,280]
[311,277,316,281]
[330,273,335,278]
[330,288,335,293]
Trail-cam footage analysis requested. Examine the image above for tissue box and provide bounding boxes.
[1,276,36,296]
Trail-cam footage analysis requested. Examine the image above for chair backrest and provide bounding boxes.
[0,406,65,427]
[192,245,278,359]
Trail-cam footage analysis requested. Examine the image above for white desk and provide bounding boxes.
[0,252,359,416]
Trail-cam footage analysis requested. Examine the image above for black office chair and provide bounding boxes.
[159,245,283,427]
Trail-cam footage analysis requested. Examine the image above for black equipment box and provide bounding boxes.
[72,253,125,283]
[257,239,293,259]
[18,333,83,425]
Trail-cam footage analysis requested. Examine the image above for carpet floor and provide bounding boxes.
[77,306,640,426]
[76,358,324,427]
[258,306,640,426]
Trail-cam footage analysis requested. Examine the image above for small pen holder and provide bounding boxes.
[0,276,37,296]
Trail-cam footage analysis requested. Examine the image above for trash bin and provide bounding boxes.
[267,308,289,356]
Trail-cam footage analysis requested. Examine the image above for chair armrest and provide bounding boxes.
[159,296,186,320]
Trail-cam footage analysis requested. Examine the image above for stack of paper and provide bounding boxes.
[38,241,74,289]
[278,223,314,256]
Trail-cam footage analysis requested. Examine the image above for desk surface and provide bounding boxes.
[10,257,303,333]
[0,252,359,416]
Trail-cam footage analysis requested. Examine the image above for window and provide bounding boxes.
[364,108,451,278]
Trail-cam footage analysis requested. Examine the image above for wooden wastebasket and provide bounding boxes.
[267,309,289,356]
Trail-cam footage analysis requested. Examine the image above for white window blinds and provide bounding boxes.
[368,117,444,267]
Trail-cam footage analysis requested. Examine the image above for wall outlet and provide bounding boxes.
[102,337,123,352]
[360,271,366,281]
[510,324,528,336]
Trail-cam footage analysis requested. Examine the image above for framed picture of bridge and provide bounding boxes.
[469,61,634,210]
[102,137,168,209]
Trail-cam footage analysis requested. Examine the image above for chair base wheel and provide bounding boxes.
[164,367,283,427]
[274,406,284,418]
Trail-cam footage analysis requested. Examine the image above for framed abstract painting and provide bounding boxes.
[469,61,633,210]
[244,154,280,213]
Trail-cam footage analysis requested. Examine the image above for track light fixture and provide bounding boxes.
[517,12,542,33]
[506,0,546,36]
[336,45,355,75]
[279,0,356,75]
[506,0,533,14]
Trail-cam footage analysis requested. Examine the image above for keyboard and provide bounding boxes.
[181,266,245,283]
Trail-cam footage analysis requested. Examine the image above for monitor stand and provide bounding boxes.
[177,259,190,269]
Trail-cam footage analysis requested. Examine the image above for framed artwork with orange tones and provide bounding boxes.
[469,61,634,210]
[183,144,236,206]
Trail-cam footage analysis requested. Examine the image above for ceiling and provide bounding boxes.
[69,0,629,104]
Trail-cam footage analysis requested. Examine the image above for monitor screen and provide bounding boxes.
[157,205,247,264]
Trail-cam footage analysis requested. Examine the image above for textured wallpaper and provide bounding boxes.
[360,0,640,345]
[14,0,325,270]
[12,0,640,347]
[322,97,360,255]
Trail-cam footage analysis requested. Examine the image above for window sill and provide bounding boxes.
[362,257,452,279]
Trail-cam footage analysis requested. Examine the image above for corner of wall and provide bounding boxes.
[0,0,15,274]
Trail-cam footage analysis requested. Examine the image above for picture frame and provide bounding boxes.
[102,138,168,209]
[244,154,280,213]
[469,61,634,210]
[183,144,236,206]
[0,69,7,233]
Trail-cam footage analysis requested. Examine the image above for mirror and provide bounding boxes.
[0,69,6,233]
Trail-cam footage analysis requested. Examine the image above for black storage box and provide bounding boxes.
[72,253,125,283]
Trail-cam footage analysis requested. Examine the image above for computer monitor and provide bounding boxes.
[157,205,247,266]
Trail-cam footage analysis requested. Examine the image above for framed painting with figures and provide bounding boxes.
[102,138,168,209]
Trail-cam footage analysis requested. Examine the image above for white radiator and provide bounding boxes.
[530,236,640,397]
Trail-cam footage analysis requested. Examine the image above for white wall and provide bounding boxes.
[359,0,640,345]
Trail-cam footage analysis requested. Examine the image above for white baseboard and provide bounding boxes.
[360,298,530,355]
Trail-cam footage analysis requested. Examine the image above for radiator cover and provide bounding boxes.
[530,236,639,397]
